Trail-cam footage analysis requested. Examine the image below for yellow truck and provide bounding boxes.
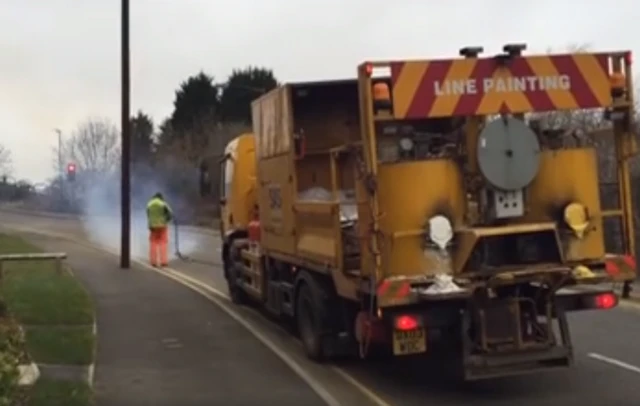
[207,44,637,380]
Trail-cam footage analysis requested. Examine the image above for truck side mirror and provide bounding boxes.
[199,162,211,197]
[294,131,306,159]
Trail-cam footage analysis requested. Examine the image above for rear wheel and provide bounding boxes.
[296,283,325,361]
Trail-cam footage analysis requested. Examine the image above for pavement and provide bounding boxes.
[3,209,640,406]
[14,231,327,406]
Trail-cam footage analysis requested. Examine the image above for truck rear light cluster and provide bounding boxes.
[364,62,373,76]
[394,315,419,331]
[594,293,617,309]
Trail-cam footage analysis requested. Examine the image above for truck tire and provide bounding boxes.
[296,283,326,361]
[227,244,248,305]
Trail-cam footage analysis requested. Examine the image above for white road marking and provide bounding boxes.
[331,367,392,406]
[88,321,97,387]
[2,224,392,406]
[87,364,95,388]
[588,353,640,374]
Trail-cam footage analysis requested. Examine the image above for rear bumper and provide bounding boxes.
[375,254,636,308]
[376,278,621,314]
[377,287,618,334]
[555,287,618,312]
[464,346,572,380]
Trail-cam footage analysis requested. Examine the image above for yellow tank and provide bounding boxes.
[376,159,465,277]
[525,148,605,261]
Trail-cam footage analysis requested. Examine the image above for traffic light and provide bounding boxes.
[66,163,76,181]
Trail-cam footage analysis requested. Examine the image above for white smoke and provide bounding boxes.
[76,163,204,262]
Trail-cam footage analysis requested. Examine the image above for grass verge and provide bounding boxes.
[0,233,95,406]
[24,326,95,365]
[0,236,93,326]
[24,378,93,406]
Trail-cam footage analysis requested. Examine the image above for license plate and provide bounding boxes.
[392,328,426,356]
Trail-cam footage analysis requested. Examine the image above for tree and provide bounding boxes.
[169,71,220,136]
[157,114,218,165]
[130,111,155,164]
[220,66,278,123]
[0,143,12,177]
[161,71,221,163]
[0,179,34,201]
[60,118,121,174]
[156,117,173,147]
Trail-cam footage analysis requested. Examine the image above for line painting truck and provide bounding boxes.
[207,43,637,379]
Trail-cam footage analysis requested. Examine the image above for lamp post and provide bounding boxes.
[54,128,63,205]
[120,0,131,269]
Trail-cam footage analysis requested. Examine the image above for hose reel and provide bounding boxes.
[476,116,541,219]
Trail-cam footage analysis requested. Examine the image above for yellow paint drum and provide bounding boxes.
[376,159,465,277]
[526,148,605,261]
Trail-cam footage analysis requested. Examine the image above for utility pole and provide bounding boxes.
[120,0,131,269]
[54,129,63,206]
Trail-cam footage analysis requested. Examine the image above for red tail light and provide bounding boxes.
[394,315,419,331]
[625,51,632,65]
[247,220,261,242]
[595,293,617,309]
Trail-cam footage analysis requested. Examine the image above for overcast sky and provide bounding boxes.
[1,0,638,183]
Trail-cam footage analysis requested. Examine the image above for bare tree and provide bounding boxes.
[54,117,121,174]
[0,143,12,177]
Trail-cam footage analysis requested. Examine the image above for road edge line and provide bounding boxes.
[87,321,97,388]
[154,269,343,406]
[330,367,392,406]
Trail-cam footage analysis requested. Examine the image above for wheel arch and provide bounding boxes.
[293,269,336,320]
[222,228,248,278]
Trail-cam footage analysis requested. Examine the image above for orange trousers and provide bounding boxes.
[149,227,168,266]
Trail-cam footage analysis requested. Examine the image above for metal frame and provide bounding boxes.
[0,252,68,284]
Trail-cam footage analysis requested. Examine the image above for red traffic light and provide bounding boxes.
[67,163,76,172]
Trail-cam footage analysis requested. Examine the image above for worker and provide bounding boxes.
[146,192,173,267]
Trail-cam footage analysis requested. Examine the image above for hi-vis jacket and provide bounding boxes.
[146,197,173,228]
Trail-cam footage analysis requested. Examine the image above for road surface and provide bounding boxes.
[2,208,640,406]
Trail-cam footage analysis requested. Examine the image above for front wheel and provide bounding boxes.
[227,246,248,305]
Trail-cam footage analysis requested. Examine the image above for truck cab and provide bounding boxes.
[217,133,256,237]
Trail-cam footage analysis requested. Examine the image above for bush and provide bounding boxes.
[0,316,27,406]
